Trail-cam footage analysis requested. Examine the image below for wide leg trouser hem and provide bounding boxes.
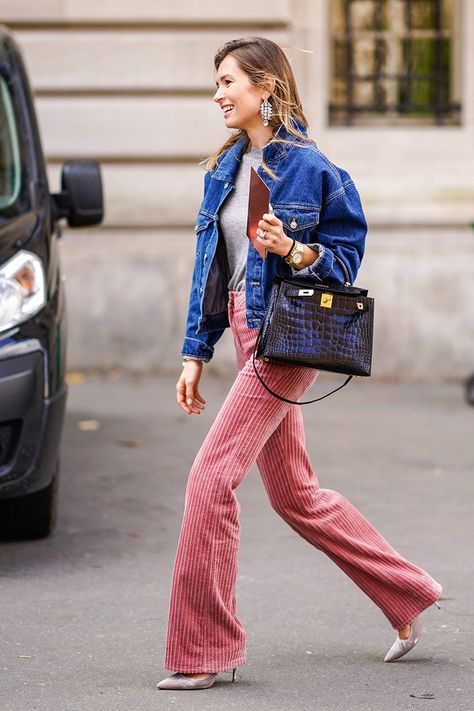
[389,582,443,629]
[163,655,247,674]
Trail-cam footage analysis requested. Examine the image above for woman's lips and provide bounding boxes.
[223,107,234,117]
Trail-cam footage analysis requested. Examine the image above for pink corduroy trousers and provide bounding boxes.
[163,289,442,673]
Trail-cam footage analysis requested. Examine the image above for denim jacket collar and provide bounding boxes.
[212,117,309,183]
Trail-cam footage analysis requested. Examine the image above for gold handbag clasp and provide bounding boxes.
[320,293,333,308]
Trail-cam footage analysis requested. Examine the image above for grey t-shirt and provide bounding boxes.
[219,145,264,292]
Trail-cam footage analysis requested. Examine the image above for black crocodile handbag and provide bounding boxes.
[252,256,374,404]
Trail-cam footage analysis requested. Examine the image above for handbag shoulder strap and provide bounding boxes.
[251,333,353,405]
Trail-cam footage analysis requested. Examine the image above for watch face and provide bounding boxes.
[293,252,303,264]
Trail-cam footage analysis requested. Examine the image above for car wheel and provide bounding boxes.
[0,460,60,540]
[465,374,474,406]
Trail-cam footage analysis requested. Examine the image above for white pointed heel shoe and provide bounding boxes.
[156,667,237,690]
[384,616,423,662]
[384,598,442,663]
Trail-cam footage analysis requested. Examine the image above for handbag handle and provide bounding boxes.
[251,253,354,405]
[251,329,353,405]
[335,253,352,286]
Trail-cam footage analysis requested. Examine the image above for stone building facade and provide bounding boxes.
[1,0,473,380]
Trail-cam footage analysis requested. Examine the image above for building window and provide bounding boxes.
[329,0,461,126]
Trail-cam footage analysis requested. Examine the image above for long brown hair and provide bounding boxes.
[202,36,316,181]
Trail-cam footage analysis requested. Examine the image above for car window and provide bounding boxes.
[0,76,21,211]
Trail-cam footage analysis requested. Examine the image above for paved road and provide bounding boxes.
[1,373,473,711]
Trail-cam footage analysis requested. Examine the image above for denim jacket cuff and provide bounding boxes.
[289,243,330,279]
[181,336,213,362]
[182,355,208,363]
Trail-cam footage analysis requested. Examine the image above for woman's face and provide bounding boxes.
[213,54,267,132]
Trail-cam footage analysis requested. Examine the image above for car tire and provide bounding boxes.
[0,460,60,540]
[465,374,474,407]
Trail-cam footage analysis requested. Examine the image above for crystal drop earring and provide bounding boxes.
[260,97,273,126]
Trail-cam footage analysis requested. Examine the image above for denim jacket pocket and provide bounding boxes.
[194,210,214,234]
[194,211,214,263]
[272,205,320,243]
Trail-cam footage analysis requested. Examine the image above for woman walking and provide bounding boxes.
[157,37,442,691]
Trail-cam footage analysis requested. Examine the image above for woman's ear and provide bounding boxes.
[262,74,276,97]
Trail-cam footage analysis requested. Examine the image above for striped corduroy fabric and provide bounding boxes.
[163,289,442,673]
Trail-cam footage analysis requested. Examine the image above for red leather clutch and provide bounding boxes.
[246,167,270,259]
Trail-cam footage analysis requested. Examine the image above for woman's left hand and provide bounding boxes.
[256,213,294,257]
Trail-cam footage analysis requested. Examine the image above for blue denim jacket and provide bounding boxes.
[182,117,368,362]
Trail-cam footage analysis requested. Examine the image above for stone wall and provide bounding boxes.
[1,0,473,380]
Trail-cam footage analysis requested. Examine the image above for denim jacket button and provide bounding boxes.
[290,218,298,229]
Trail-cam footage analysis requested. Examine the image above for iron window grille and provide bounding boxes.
[329,0,461,126]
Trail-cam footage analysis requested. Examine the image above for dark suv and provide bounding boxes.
[0,25,103,538]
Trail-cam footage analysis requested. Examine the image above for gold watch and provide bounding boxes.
[284,240,305,268]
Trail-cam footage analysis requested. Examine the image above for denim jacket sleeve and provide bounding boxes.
[288,171,367,286]
[181,172,226,363]
[181,253,226,363]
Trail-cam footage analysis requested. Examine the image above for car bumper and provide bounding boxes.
[0,339,67,499]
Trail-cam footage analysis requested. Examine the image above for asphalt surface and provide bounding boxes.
[1,372,473,711]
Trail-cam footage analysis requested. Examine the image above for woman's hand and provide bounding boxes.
[256,213,294,256]
[176,361,206,415]
[257,212,320,269]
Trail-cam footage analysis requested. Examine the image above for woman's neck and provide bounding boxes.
[246,132,273,153]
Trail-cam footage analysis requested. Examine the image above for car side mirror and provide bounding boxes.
[51,160,104,227]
